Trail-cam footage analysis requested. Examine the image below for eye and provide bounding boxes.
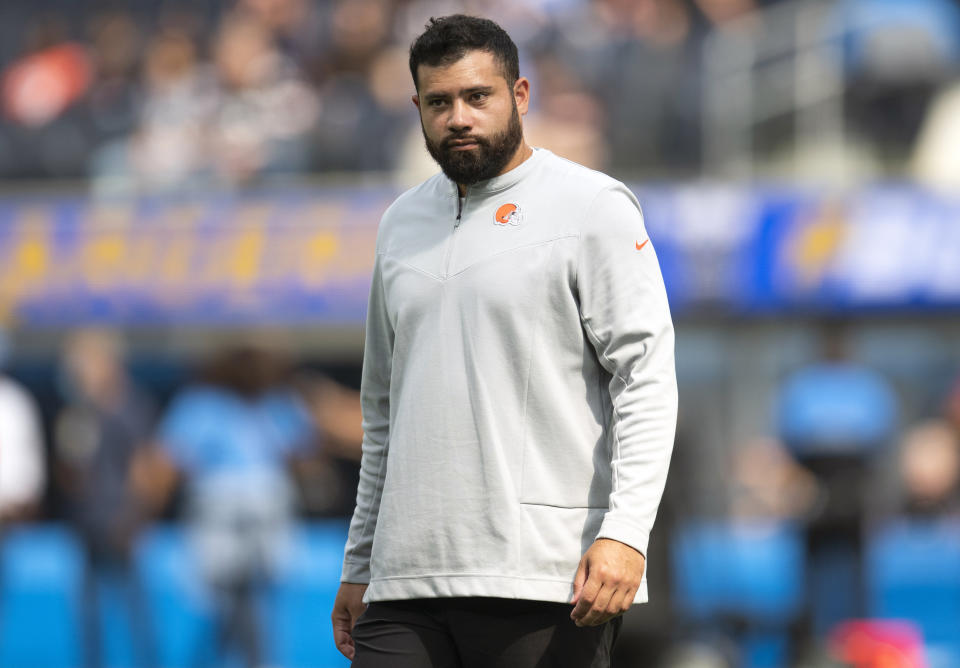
[428,98,447,108]
[470,92,488,102]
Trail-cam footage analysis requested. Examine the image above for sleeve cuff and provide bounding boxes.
[594,514,650,558]
[340,559,371,584]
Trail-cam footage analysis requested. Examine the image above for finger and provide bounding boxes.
[572,574,607,625]
[585,588,634,628]
[570,572,602,622]
[580,583,616,627]
[571,559,588,604]
[617,584,639,614]
[333,624,355,659]
[604,584,634,621]
[332,603,356,647]
[601,587,626,621]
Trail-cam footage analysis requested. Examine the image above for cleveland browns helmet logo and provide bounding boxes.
[494,203,523,227]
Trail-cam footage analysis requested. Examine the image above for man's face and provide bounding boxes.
[414,50,529,185]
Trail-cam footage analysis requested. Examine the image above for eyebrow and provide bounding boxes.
[423,86,495,102]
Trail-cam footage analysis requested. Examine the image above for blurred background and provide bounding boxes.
[0,0,959,667]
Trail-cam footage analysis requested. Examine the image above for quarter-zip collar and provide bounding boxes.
[450,146,545,198]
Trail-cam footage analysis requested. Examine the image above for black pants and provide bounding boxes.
[351,597,622,668]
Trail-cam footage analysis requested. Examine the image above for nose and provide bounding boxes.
[447,99,472,132]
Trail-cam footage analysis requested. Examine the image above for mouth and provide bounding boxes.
[446,138,481,151]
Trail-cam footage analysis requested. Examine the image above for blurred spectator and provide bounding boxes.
[54,329,157,668]
[146,345,316,668]
[84,11,142,148]
[310,0,400,173]
[0,0,953,182]
[207,10,319,186]
[0,330,45,524]
[324,0,392,75]
[295,371,363,461]
[523,53,609,170]
[118,26,216,195]
[0,12,92,178]
[555,0,702,174]
[839,0,960,162]
[897,420,960,518]
[94,8,319,195]
[777,322,898,637]
[237,0,326,72]
[730,437,819,521]
[289,370,364,516]
[1,41,90,128]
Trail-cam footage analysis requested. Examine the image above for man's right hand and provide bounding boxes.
[331,582,368,660]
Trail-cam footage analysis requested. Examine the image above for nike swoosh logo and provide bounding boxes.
[636,239,649,251]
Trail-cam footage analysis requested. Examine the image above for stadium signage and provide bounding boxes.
[1,185,958,327]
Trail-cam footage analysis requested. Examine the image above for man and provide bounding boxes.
[150,345,315,668]
[54,329,157,668]
[332,15,677,667]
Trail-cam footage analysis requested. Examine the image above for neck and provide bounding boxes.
[457,141,533,196]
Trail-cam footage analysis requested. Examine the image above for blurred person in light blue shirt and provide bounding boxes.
[150,345,315,668]
[159,369,312,498]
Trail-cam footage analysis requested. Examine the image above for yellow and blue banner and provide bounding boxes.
[1,184,958,327]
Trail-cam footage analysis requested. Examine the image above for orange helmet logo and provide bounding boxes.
[494,203,522,226]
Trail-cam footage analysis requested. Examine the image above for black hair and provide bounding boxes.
[409,14,519,91]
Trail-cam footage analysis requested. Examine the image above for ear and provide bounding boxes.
[513,77,530,116]
[412,94,420,110]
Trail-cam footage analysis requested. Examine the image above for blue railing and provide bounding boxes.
[0,521,351,668]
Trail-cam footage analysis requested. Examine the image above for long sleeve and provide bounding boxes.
[576,185,678,557]
[341,252,394,583]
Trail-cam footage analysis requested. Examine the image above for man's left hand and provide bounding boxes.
[570,538,645,627]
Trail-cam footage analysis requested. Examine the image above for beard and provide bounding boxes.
[422,103,524,185]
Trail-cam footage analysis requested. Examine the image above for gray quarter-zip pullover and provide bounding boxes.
[341,148,677,605]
